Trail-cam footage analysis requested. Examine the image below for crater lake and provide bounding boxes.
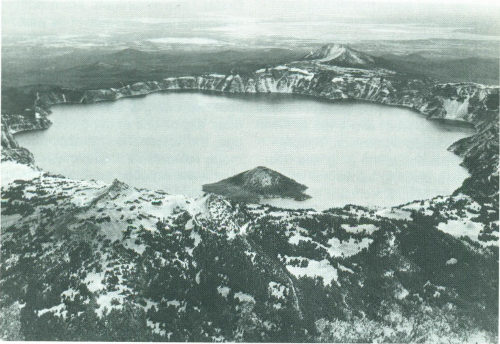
[15,92,474,209]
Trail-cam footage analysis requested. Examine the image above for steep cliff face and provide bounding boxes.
[1,112,51,135]
[450,120,499,202]
[1,121,34,164]
[32,63,497,129]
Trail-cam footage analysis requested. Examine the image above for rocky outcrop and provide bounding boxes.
[450,120,499,202]
[203,166,311,202]
[1,120,34,164]
[2,112,51,135]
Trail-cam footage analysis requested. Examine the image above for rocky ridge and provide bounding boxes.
[1,123,34,164]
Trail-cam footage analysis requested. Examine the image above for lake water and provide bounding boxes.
[16,92,473,209]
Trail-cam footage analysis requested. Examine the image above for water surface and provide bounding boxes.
[16,92,473,209]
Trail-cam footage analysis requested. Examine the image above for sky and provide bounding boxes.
[2,0,499,41]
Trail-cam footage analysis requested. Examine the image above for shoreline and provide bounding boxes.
[14,83,479,134]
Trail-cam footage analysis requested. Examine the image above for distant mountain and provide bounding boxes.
[2,47,307,89]
[203,166,311,202]
[381,52,428,63]
[303,43,376,68]
[378,54,499,85]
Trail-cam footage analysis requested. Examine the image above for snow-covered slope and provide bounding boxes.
[303,43,376,67]
[0,172,497,342]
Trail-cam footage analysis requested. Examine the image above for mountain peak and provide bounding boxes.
[244,166,278,187]
[203,166,310,203]
[304,43,375,67]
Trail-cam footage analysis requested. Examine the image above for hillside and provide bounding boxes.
[0,163,497,341]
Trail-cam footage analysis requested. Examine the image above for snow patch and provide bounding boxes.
[338,264,354,273]
[37,303,66,318]
[376,207,412,220]
[187,230,202,256]
[239,221,250,235]
[146,320,167,336]
[234,292,255,303]
[437,220,489,245]
[327,237,372,258]
[446,258,458,265]
[286,258,338,286]
[268,282,287,299]
[84,272,106,292]
[395,285,409,300]
[341,223,378,234]
[442,98,469,120]
[217,286,231,298]
[96,290,125,317]
[1,161,41,186]
[316,45,346,62]
[288,232,312,245]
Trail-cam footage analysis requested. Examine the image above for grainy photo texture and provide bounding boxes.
[1,0,499,342]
